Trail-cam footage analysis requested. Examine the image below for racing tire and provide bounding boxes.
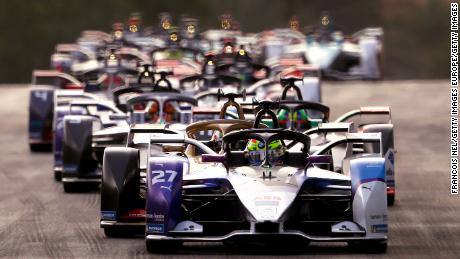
[63,182,99,193]
[29,143,52,152]
[54,171,62,181]
[104,227,134,238]
[387,194,395,206]
[348,240,387,253]
[146,239,182,254]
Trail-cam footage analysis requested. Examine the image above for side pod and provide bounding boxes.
[350,156,388,239]
[101,147,139,222]
[29,87,54,151]
[146,156,186,236]
[62,115,97,181]
[362,124,396,205]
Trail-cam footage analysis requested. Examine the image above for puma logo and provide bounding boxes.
[362,185,372,191]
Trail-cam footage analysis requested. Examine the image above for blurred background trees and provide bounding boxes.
[0,0,449,82]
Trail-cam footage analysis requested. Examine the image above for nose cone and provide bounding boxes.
[229,167,301,222]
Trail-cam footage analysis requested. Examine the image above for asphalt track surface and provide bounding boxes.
[0,80,457,258]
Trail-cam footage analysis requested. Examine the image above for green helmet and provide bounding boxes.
[277,109,310,130]
[246,139,284,165]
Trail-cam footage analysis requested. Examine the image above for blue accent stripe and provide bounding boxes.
[350,158,386,198]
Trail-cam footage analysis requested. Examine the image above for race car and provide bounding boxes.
[142,106,388,252]
[215,45,271,86]
[60,75,198,192]
[285,12,383,80]
[99,119,267,237]
[28,70,91,151]
[247,76,396,205]
[179,54,242,94]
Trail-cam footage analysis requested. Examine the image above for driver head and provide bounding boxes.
[203,53,217,75]
[319,11,331,28]
[159,12,173,32]
[289,15,300,31]
[127,12,142,33]
[112,22,124,40]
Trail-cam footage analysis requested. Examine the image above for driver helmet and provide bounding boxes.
[203,53,217,75]
[235,45,251,64]
[148,102,160,122]
[112,23,124,40]
[278,109,310,130]
[222,41,234,54]
[127,12,142,33]
[289,16,300,31]
[245,139,285,166]
[163,102,178,123]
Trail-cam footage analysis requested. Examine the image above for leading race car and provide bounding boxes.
[142,113,388,252]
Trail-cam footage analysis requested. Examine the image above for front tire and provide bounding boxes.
[54,171,62,181]
[63,182,99,193]
[348,240,387,253]
[29,143,52,152]
[387,194,395,206]
[146,239,182,254]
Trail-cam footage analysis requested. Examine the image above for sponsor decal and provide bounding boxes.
[33,90,49,102]
[63,164,78,173]
[151,168,178,187]
[101,211,117,220]
[29,132,42,138]
[371,224,388,233]
[147,223,164,234]
[370,214,388,221]
[146,213,165,222]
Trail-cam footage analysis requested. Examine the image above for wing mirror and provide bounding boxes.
[201,154,226,163]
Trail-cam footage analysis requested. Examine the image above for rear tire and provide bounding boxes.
[63,182,79,193]
[29,143,52,152]
[63,182,99,193]
[387,194,395,206]
[146,239,182,254]
[54,171,62,181]
[104,227,132,238]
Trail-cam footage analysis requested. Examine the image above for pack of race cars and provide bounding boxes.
[27,12,392,253]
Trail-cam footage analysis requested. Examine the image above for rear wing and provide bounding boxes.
[305,122,353,135]
[32,70,84,89]
[126,92,198,108]
[68,99,123,114]
[149,133,216,155]
[335,106,392,125]
[192,107,221,121]
[129,124,180,134]
[54,90,98,106]
[55,43,79,53]
[352,27,383,40]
